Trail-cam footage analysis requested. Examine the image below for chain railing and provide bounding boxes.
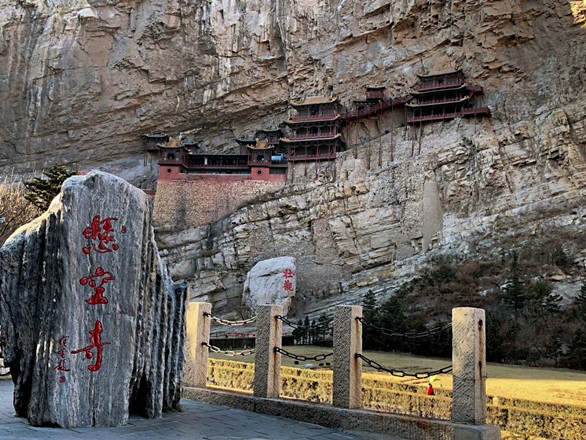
[356,353,452,379]
[276,315,333,329]
[204,312,257,326]
[274,347,333,362]
[203,341,255,357]
[357,317,451,339]
[187,303,491,431]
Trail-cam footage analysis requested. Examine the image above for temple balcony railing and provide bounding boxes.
[407,112,460,124]
[461,107,491,117]
[407,107,491,124]
[290,132,338,141]
[185,163,249,169]
[288,151,337,161]
[248,159,287,166]
[342,96,412,122]
[290,112,339,122]
[366,91,385,100]
[409,95,470,107]
[159,158,185,165]
[343,105,385,121]
[417,78,464,92]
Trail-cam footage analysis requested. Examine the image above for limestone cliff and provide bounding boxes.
[2,0,584,178]
[1,1,585,315]
[156,112,586,317]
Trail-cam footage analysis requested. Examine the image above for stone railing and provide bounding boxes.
[183,304,501,440]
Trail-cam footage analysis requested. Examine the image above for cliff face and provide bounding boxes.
[2,0,584,176]
[0,0,290,179]
[156,112,585,316]
[2,0,585,314]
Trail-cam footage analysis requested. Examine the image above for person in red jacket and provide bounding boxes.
[426,383,435,396]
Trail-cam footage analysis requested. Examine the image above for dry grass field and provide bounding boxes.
[209,346,586,409]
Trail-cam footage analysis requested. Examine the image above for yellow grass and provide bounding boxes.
[210,346,586,409]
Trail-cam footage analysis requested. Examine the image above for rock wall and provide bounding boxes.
[155,105,585,317]
[2,0,584,178]
[153,175,285,232]
[0,171,185,427]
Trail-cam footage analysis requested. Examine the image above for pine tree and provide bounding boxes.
[362,290,379,350]
[24,165,75,210]
[527,280,561,316]
[379,295,406,350]
[563,329,586,370]
[573,282,586,324]
[503,252,525,314]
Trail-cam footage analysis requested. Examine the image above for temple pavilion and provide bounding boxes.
[246,140,287,179]
[406,70,491,124]
[282,97,346,161]
[142,133,169,153]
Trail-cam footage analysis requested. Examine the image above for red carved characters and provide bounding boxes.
[55,336,70,383]
[79,267,115,305]
[68,212,126,382]
[71,321,111,372]
[82,216,120,255]
[283,269,295,292]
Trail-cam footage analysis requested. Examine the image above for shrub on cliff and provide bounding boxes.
[23,165,75,210]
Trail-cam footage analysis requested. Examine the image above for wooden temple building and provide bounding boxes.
[237,128,288,180]
[281,97,346,161]
[343,87,412,122]
[153,129,287,181]
[142,133,169,152]
[147,71,491,181]
[406,70,491,125]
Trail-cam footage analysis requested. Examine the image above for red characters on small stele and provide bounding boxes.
[283,269,295,292]
[79,266,115,305]
[82,216,120,255]
[71,320,111,372]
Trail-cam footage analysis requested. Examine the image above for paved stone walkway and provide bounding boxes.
[0,380,402,439]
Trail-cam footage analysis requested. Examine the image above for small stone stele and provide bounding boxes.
[0,171,186,427]
[241,256,296,316]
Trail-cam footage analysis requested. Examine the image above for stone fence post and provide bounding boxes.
[333,305,362,409]
[452,307,487,425]
[253,304,283,398]
[184,302,212,388]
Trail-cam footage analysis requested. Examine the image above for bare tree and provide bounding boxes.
[0,173,40,246]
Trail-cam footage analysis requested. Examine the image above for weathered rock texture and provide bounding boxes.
[156,110,585,317]
[242,256,296,316]
[2,0,584,177]
[154,176,285,230]
[0,171,185,427]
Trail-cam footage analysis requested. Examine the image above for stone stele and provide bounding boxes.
[0,171,186,427]
[242,257,296,316]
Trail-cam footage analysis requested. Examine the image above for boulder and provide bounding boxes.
[242,257,296,316]
[0,171,186,427]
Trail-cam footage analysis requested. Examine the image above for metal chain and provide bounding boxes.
[276,315,333,329]
[356,354,452,378]
[357,317,451,339]
[203,342,255,357]
[274,347,333,362]
[204,312,256,326]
